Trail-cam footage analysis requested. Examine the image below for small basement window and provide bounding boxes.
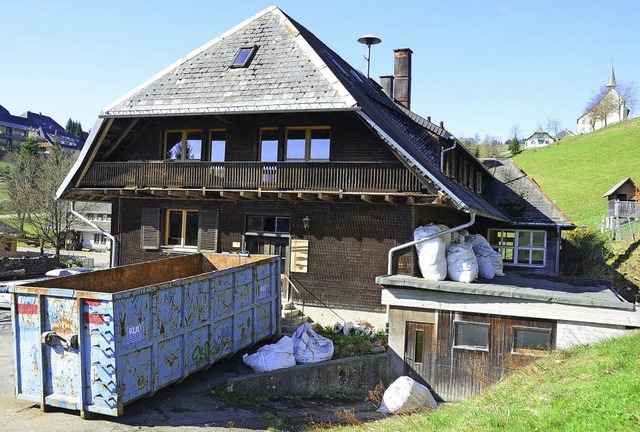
[230,46,258,68]
[512,327,551,355]
[454,321,490,351]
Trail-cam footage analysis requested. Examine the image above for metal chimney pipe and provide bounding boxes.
[393,48,412,109]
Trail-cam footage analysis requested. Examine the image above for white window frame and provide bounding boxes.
[488,229,546,268]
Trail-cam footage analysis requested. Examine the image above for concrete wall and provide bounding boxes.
[556,321,629,349]
[226,353,389,398]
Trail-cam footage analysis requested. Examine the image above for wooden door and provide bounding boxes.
[404,321,434,388]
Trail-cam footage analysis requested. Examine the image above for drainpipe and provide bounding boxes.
[387,211,476,275]
[555,226,561,276]
[70,201,117,268]
[440,139,457,173]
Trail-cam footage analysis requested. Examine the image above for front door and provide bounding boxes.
[404,321,434,388]
[246,236,289,274]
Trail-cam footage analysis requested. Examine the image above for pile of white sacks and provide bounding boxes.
[414,224,504,283]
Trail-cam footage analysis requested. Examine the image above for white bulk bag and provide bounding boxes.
[466,234,505,277]
[243,336,296,373]
[292,322,334,364]
[414,225,447,281]
[446,242,478,283]
[437,224,452,251]
[379,376,438,414]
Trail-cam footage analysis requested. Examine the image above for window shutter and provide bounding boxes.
[141,208,160,250]
[199,210,219,252]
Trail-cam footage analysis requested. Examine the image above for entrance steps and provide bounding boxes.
[281,302,319,335]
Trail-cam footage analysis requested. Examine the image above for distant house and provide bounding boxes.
[0,105,84,153]
[524,127,555,149]
[602,177,640,229]
[0,220,20,252]
[69,202,112,251]
[577,65,629,134]
[554,128,574,141]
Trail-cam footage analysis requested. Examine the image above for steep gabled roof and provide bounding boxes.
[602,177,640,198]
[59,6,511,221]
[104,6,356,117]
[482,159,574,228]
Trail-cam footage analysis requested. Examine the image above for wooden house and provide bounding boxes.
[602,177,640,230]
[58,6,575,330]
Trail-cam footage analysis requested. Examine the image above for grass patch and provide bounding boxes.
[513,118,640,227]
[327,331,640,432]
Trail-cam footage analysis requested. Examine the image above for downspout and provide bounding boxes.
[555,226,561,276]
[70,201,117,268]
[440,139,457,173]
[387,210,476,275]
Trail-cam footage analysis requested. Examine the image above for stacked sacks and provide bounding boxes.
[414,225,448,281]
[465,234,504,279]
[446,240,478,283]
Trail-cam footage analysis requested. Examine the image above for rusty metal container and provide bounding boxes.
[10,253,280,417]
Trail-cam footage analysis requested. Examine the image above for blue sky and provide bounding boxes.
[2,1,638,141]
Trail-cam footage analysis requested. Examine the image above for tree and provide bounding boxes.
[4,145,78,256]
[615,81,638,117]
[545,117,562,135]
[508,136,520,155]
[19,136,39,156]
[65,118,85,140]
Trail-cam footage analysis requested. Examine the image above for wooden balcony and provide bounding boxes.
[608,200,640,218]
[78,161,425,196]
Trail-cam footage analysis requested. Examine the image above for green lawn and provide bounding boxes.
[513,118,640,226]
[330,331,640,432]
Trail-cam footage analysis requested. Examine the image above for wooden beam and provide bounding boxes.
[220,191,240,200]
[297,192,317,201]
[240,191,259,200]
[360,194,383,204]
[277,192,296,201]
[102,118,139,160]
[318,193,335,202]
[385,195,398,204]
[74,118,114,188]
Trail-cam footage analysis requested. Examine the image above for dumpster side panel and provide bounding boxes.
[14,294,42,401]
[83,299,118,416]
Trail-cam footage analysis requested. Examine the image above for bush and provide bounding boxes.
[561,227,609,278]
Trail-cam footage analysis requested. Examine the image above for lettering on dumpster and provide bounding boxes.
[127,323,145,344]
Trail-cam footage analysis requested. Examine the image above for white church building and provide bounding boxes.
[577,65,629,134]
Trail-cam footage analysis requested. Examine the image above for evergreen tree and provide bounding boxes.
[19,137,39,156]
[508,137,521,155]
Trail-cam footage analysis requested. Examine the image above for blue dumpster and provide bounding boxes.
[10,253,280,417]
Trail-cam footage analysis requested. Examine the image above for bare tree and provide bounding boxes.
[5,145,79,256]
[545,117,562,135]
[510,124,521,140]
[615,81,637,116]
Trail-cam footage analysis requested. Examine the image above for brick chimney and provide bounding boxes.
[393,48,412,109]
[379,75,394,98]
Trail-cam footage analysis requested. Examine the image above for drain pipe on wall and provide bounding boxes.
[387,210,476,276]
[440,139,457,173]
[70,201,117,268]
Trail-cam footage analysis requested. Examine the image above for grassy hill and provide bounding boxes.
[331,331,640,432]
[511,118,640,227]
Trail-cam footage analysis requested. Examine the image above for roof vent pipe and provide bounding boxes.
[440,121,444,128]
[393,48,412,109]
[387,211,476,275]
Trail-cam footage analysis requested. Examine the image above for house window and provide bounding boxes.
[512,327,551,355]
[246,215,291,234]
[285,127,330,161]
[164,130,203,161]
[230,46,257,68]
[14,129,26,137]
[488,229,546,267]
[260,128,279,162]
[475,171,483,194]
[93,234,107,244]
[414,330,425,363]
[454,321,490,351]
[209,129,226,162]
[165,209,199,247]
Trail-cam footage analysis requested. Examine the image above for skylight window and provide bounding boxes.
[231,46,257,68]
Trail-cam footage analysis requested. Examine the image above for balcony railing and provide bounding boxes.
[80,161,424,193]
[608,200,640,218]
